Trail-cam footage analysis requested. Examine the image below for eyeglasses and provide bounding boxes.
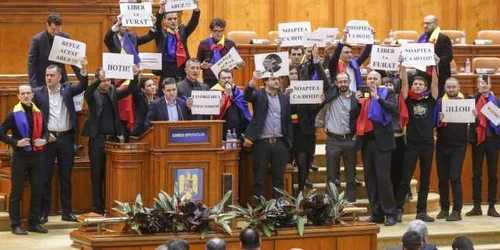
[212,29,224,33]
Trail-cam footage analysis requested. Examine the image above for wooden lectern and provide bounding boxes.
[104,120,240,214]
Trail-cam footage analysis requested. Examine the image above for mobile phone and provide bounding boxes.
[480,74,490,85]
[358,86,371,98]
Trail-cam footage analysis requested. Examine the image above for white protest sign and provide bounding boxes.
[73,92,84,112]
[316,28,339,44]
[139,53,162,70]
[102,53,134,80]
[165,0,198,12]
[442,99,476,123]
[290,81,323,104]
[254,52,289,78]
[191,91,222,115]
[369,45,401,71]
[401,43,435,70]
[345,20,373,44]
[302,32,327,48]
[210,47,244,79]
[48,36,86,68]
[480,101,500,126]
[278,22,311,47]
[120,3,153,27]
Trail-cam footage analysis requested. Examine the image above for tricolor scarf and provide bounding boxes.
[418,27,441,75]
[398,93,409,128]
[476,92,500,145]
[211,83,252,121]
[114,79,135,131]
[337,59,363,89]
[165,27,187,67]
[434,92,465,128]
[356,87,392,135]
[121,32,141,64]
[408,88,432,100]
[208,35,225,65]
[13,102,43,152]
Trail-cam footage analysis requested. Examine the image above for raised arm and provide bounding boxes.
[400,65,409,99]
[70,57,89,96]
[356,28,376,65]
[244,71,261,102]
[185,8,200,37]
[431,66,439,100]
[137,15,157,45]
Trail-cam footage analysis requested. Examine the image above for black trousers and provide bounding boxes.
[436,145,466,212]
[395,143,434,213]
[471,137,499,205]
[41,132,74,216]
[325,136,357,202]
[252,139,289,199]
[10,151,44,227]
[390,135,406,197]
[361,137,397,217]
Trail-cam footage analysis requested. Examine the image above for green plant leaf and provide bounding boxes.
[261,224,272,237]
[273,187,295,201]
[219,221,233,235]
[200,227,208,239]
[297,216,305,236]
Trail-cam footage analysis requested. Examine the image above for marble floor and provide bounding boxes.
[1,205,500,250]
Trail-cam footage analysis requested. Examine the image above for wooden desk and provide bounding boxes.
[452,44,500,69]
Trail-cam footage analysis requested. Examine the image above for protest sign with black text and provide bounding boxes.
[165,0,198,12]
[191,90,222,115]
[210,47,244,79]
[120,3,153,27]
[278,22,311,47]
[254,52,289,78]
[102,53,134,80]
[369,45,401,71]
[345,20,373,44]
[442,99,476,123]
[290,81,323,104]
[139,53,162,70]
[48,36,86,68]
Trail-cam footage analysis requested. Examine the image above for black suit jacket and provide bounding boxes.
[244,86,293,147]
[103,28,155,53]
[81,77,138,138]
[468,92,500,145]
[33,74,88,134]
[327,42,372,84]
[28,31,81,88]
[154,10,200,77]
[433,33,453,95]
[387,243,438,250]
[145,97,191,125]
[356,89,399,151]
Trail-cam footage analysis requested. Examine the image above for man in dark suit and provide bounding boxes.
[32,58,88,224]
[419,15,453,97]
[177,58,210,120]
[81,66,139,214]
[386,220,438,250]
[244,70,293,199]
[356,71,399,226]
[0,84,49,235]
[103,14,156,54]
[146,77,191,123]
[154,0,200,82]
[28,13,80,88]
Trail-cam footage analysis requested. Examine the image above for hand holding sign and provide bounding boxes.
[120,3,153,27]
[48,36,86,68]
[345,20,374,44]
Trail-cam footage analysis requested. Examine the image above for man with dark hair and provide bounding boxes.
[435,77,468,222]
[197,18,240,88]
[239,227,260,250]
[328,28,374,91]
[33,58,88,224]
[205,238,226,250]
[211,69,251,141]
[0,84,49,235]
[104,14,156,54]
[402,231,423,250]
[81,66,139,214]
[156,239,190,250]
[154,0,200,82]
[244,70,292,199]
[395,65,439,223]
[387,220,438,250]
[146,77,191,123]
[418,15,453,97]
[466,75,500,217]
[177,58,210,120]
[28,13,80,87]
[452,236,474,250]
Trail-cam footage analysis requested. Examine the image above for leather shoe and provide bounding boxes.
[333,179,341,187]
[11,226,28,235]
[39,215,48,224]
[446,210,462,221]
[366,216,385,224]
[354,177,363,186]
[396,209,403,223]
[416,212,435,222]
[309,163,319,172]
[465,205,482,216]
[436,210,449,219]
[62,213,78,222]
[487,205,500,217]
[384,216,397,226]
[27,224,48,234]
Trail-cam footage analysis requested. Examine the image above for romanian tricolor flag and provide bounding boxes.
[13,102,43,152]
[117,32,140,131]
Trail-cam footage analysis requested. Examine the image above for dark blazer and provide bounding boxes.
[81,77,138,138]
[196,37,237,82]
[387,243,438,250]
[244,86,293,147]
[33,75,88,134]
[145,97,191,125]
[356,89,399,151]
[104,28,156,53]
[0,105,49,153]
[328,42,372,84]
[433,33,453,95]
[27,31,81,88]
[154,10,200,77]
[468,92,500,145]
[132,91,153,127]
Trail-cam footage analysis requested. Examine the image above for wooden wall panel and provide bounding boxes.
[275,0,334,31]
[216,0,272,39]
[343,0,391,41]
[457,0,499,43]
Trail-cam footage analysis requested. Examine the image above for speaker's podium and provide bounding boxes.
[103,120,240,213]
